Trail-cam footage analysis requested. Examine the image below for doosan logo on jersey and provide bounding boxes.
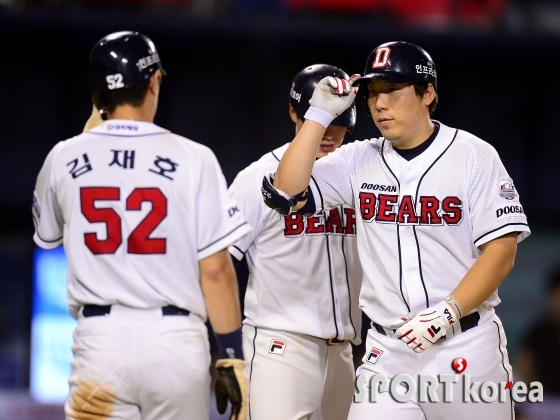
[361,183,397,192]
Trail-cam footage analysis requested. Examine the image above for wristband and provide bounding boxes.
[304,106,335,128]
[215,327,244,360]
[443,295,463,318]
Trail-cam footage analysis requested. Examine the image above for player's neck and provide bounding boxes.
[107,104,156,123]
[390,119,435,150]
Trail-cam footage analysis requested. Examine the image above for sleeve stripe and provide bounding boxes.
[198,222,249,253]
[473,222,530,245]
[35,229,63,244]
[232,245,245,255]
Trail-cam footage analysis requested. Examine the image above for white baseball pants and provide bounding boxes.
[348,313,514,420]
[65,305,211,420]
[243,325,355,420]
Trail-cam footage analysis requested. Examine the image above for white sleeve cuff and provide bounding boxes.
[304,106,335,128]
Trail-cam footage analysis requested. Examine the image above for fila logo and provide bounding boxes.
[366,347,383,365]
[372,47,391,68]
[443,308,454,325]
[428,325,442,338]
[269,339,287,356]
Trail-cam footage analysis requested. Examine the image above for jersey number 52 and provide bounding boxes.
[80,187,167,255]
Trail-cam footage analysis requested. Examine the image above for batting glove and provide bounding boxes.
[215,358,249,420]
[390,300,459,353]
[304,74,361,128]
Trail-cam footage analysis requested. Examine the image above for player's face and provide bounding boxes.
[317,125,347,158]
[367,80,431,148]
[290,104,346,158]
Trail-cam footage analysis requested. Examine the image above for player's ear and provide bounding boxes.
[148,70,162,95]
[422,83,436,107]
[289,104,300,124]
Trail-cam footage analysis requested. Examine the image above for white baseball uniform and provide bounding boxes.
[32,120,251,420]
[228,143,363,420]
[300,121,530,419]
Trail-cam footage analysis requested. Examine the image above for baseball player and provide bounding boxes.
[263,41,530,419]
[32,31,251,420]
[228,64,363,420]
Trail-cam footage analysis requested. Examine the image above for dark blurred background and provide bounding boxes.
[0,0,559,417]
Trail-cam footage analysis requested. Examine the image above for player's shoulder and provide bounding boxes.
[331,137,383,161]
[439,122,500,158]
[231,143,288,185]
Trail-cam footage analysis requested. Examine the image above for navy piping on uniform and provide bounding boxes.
[413,226,430,309]
[87,132,169,138]
[414,129,458,203]
[271,150,280,162]
[324,226,341,339]
[380,140,401,191]
[396,226,410,312]
[381,140,410,310]
[35,229,63,244]
[232,245,244,256]
[340,205,357,340]
[249,327,258,420]
[410,129,458,309]
[474,223,529,246]
[197,222,249,253]
[494,320,514,420]
[310,175,325,212]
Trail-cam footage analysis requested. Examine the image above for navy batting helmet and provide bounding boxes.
[360,41,437,116]
[290,64,356,131]
[89,31,166,114]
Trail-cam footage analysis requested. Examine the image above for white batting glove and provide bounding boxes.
[390,300,459,353]
[304,74,361,128]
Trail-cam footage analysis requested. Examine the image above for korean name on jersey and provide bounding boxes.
[32,121,251,319]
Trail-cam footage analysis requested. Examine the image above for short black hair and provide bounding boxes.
[97,79,150,115]
[413,82,438,115]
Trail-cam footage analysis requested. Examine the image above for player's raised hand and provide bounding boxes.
[306,74,361,123]
[390,300,459,353]
[215,358,249,420]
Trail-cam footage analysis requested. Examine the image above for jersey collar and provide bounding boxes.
[89,119,170,137]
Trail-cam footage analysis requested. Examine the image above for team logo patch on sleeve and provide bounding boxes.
[499,179,518,200]
[268,339,287,356]
[365,347,383,365]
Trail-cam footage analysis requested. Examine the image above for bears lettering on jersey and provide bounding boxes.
[359,192,463,226]
[284,208,357,237]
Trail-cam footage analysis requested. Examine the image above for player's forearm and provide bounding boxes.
[451,233,517,316]
[200,249,242,334]
[274,120,325,196]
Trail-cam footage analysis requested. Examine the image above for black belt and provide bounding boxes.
[372,311,481,340]
[82,304,190,317]
[326,338,347,346]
